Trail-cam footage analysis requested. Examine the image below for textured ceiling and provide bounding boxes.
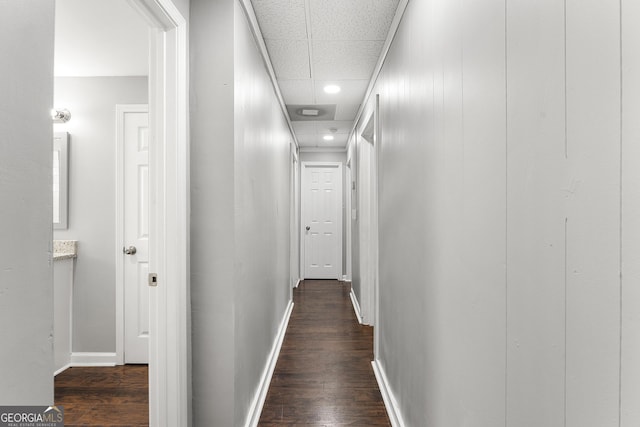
[54,0,400,148]
[251,0,401,149]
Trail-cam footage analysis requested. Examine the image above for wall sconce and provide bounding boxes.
[51,109,71,123]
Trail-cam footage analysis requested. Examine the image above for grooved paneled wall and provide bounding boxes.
[190,0,293,425]
[364,0,640,425]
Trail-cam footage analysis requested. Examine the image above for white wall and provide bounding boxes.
[505,1,565,424]
[299,151,345,164]
[190,0,293,425]
[53,77,148,353]
[190,0,235,424]
[233,3,292,423]
[54,0,149,77]
[621,2,640,424]
[0,0,55,405]
[361,0,640,425]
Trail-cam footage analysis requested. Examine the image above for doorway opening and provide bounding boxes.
[53,0,188,425]
[53,0,151,363]
[349,94,379,334]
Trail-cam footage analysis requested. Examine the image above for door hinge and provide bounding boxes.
[148,273,158,287]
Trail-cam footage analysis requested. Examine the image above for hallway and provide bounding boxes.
[5,1,640,425]
[259,280,390,426]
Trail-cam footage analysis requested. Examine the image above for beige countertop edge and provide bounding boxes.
[53,252,77,261]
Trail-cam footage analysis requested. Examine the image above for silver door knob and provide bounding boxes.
[123,246,137,255]
[306,226,310,231]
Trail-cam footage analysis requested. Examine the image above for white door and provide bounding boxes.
[123,107,150,363]
[302,162,343,279]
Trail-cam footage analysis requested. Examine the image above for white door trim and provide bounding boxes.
[358,137,373,325]
[115,103,149,366]
[121,2,189,426]
[345,161,353,282]
[372,94,380,349]
[290,146,300,289]
[357,97,379,328]
[300,161,343,280]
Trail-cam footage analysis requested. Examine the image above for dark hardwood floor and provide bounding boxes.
[54,281,388,426]
[55,365,148,426]
[259,279,391,426]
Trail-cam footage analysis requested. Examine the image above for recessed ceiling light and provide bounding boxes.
[323,85,341,94]
[323,135,334,141]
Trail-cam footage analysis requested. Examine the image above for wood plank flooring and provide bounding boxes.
[54,281,388,426]
[55,365,148,426]
[259,279,391,426]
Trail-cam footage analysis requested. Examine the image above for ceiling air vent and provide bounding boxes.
[286,104,336,122]
[300,108,320,116]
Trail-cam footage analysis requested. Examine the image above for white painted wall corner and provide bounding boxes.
[372,361,406,427]
[244,300,294,427]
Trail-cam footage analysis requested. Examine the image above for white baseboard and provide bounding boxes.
[54,352,117,374]
[70,352,117,367]
[245,300,294,427]
[54,364,72,376]
[294,278,301,288]
[349,289,363,324]
[372,361,406,427]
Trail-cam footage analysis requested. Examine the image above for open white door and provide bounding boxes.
[301,162,343,279]
[121,105,150,363]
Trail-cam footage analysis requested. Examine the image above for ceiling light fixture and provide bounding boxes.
[323,85,341,94]
[323,135,334,141]
[51,109,71,123]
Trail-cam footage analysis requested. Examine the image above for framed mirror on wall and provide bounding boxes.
[53,132,69,229]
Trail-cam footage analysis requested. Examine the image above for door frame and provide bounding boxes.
[300,161,344,280]
[372,94,380,352]
[357,136,373,325]
[115,103,149,366]
[290,146,300,288]
[345,160,353,282]
[116,2,189,426]
[357,94,380,328]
